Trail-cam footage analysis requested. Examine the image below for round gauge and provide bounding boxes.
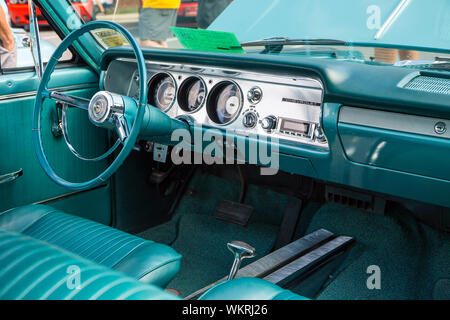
[177,76,207,113]
[148,73,176,112]
[206,81,243,125]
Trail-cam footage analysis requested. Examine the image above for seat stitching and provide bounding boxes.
[35,216,92,244]
[26,213,77,240]
[89,237,144,263]
[0,207,56,233]
[54,222,109,250]
[0,241,38,261]
[0,246,49,281]
[88,278,133,300]
[63,271,119,300]
[16,256,87,300]
[0,249,58,296]
[116,285,153,300]
[16,259,69,299]
[75,231,139,260]
[22,212,68,238]
[64,227,117,254]
[20,209,60,234]
[0,236,30,251]
[39,264,107,300]
[99,241,145,265]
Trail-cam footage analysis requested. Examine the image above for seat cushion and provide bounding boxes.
[0,205,181,287]
[0,229,180,300]
[198,278,309,300]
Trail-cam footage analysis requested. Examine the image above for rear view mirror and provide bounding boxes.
[28,0,43,79]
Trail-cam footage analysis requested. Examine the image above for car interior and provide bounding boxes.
[0,0,449,301]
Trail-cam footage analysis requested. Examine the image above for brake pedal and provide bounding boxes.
[214,200,254,227]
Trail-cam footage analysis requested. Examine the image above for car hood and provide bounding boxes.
[209,0,450,52]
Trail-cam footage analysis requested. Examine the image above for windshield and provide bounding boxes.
[68,0,449,69]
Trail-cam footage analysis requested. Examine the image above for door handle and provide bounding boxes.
[0,169,23,184]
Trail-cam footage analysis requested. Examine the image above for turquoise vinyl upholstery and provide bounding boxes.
[0,230,307,300]
[198,278,308,300]
[0,205,181,287]
[0,229,179,300]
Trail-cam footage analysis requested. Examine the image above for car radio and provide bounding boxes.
[278,118,313,138]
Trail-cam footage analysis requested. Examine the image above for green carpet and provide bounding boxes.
[304,203,450,300]
[138,170,289,296]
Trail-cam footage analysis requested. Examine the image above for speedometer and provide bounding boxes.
[206,81,243,125]
[178,76,206,113]
[148,73,176,112]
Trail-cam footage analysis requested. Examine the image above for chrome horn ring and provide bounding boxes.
[61,104,121,162]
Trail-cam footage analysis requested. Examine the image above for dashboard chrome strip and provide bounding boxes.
[339,106,450,140]
[0,83,97,101]
[105,58,328,149]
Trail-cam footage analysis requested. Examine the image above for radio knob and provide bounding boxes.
[261,116,277,131]
[243,111,258,128]
[247,87,263,104]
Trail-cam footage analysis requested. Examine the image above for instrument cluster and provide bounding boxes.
[105,59,328,149]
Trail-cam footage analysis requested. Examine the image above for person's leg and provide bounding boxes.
[140,39,166,48]
[399,50,419,61]
[374,48,398,64]
[139,8,173,48]
[161,8,178,48]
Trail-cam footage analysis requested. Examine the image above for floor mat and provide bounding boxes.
[167,214,278,295]
[138,170,289,296]
[304,203,450,300]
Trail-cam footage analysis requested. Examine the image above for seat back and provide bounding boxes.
[0,229,179,300]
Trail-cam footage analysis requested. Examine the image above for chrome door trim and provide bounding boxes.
[0,169,23,184]
[0,83,97,101]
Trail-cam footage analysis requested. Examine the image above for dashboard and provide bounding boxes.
[100,49,450,209]
[103,59,328,150]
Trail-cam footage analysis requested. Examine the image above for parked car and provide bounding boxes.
[7,0,94,29]
[11,27,55,68]
[176,0,198,28]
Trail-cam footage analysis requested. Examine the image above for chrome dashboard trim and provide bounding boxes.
[104,58,328,149]
[339,106,450,140]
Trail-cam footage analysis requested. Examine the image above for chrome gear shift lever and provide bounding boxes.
[227,241,256,280]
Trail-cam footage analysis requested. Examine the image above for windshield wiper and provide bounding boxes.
[241,37,348,47]
[240,37,348,54]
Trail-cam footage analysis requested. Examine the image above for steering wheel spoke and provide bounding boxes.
[48,91,90,110]
[32,21,148,191]
[112,114,130,142]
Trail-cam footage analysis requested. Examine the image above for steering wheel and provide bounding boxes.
[33,21,147,191]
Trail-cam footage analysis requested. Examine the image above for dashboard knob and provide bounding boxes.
[243,111,258,128]
[261,116,277,131]
[247,87,263,104]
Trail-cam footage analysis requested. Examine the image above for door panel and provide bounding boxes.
[0,67,112,225]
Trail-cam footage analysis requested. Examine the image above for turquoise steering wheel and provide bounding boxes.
[33,21,147,191]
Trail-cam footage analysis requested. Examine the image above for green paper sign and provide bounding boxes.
[170,27,245,53]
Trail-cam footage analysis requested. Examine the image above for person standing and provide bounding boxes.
[0,0,16,68]
[374,48,419,64]
[197,0,231,29]
[139,0,181,48]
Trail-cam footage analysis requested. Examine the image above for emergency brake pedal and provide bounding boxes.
[214,200,254,227]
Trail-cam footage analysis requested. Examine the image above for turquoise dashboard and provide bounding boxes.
[99,48,450,208]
